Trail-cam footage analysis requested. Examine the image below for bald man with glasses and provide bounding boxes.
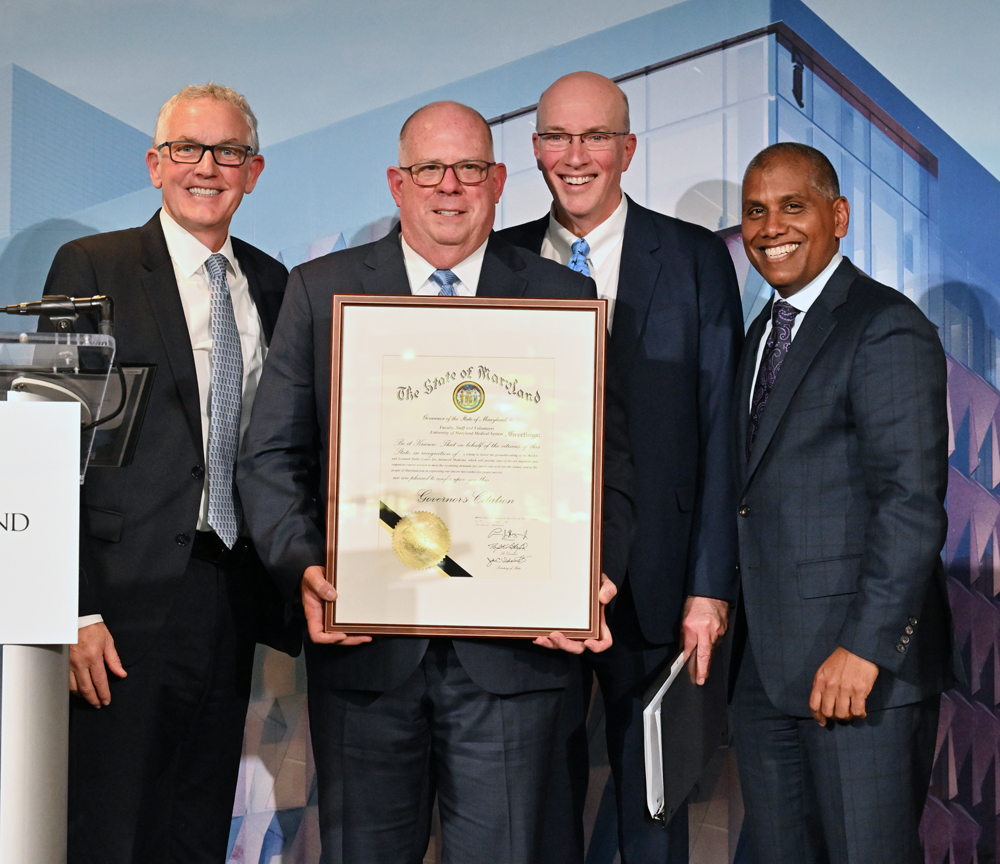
[239,99,634,864]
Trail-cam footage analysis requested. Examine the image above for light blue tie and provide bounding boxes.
[204,253,244,549]
[430,269,459,296]
[568,238,591,277]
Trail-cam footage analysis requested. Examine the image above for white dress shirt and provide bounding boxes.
[749,251,843,412]
[401,234,488,295]
[539,194,628,331]
[79,212,268,630]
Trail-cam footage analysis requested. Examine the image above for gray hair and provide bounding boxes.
[153,83,259,153]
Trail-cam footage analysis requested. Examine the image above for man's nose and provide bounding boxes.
[195,147,220,174]
[564,136,590,165]
[437,165,462,192]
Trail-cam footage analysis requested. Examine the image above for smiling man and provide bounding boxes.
[500,72,743,863]
[731,142,961,863]
[238,100,632,863]
[42,83,293,864]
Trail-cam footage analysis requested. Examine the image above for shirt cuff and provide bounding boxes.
[78,614,104,629]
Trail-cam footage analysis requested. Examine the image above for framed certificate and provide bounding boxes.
[325,295,606,638]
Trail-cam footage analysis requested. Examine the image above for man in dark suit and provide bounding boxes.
[238,100,629,864]
[731,142,959,863]
[43,84,291,864]
[499,72,743,863]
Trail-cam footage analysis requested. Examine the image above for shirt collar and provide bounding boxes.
[546,193,628,268]
[780,250,843,315]
[400,233,489,293]
[159,208,239,280]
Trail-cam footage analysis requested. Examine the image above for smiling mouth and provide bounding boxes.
[763,243,800,260]
[434,210,462,216]
[189,188,221,197]
[561,175,596,186]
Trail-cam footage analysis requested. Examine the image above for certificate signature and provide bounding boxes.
[486,526,530,570]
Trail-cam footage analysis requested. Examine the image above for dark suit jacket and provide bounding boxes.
[43,211,294,663]
[500,198,743,644]
[732,257,961,715]
[238,226,631,695]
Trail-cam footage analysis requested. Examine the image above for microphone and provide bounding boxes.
[2,295,115,335]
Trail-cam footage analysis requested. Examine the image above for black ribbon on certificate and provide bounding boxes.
[379,502,473,578]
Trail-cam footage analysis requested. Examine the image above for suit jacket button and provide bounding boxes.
[191,466,205,480]
[175,533,190,546]
[896,644,906,653]
[908,617,918,627]
[739,506,751,517]
[905,625,914,635]
[900,634,910,645]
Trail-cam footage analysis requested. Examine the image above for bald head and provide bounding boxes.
[399,101,494,165]
[532,71,636,237]
[537,72,630,134]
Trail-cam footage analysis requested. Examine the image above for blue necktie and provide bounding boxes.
[568,238,591,277]
[430,269,459,296]
[203,253,244,549]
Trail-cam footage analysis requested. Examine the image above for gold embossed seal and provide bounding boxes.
[392,511,451,571]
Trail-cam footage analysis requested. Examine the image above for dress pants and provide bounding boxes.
[588,578,689,864]
[732,639,939,864]
[308,638,564,864]
[545,577,689,864]
[68,551,256,864]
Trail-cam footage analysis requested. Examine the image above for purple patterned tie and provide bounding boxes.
[746,299,800,460]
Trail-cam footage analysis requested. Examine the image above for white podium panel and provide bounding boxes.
[0,402,79,644]
[0,645,69,864]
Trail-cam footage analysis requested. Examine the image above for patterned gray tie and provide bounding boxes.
[568,237,591,277]
[746,299,800,460]
[203,253,244,549]
[430,269,459,296]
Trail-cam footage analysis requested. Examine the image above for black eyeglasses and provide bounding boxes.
[157,141,255,166]
[535,132,627,151]
[399,160,496,187]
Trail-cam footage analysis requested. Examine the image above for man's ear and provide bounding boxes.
[387,166,405,207]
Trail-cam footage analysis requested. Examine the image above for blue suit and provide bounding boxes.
[500,197,743,862]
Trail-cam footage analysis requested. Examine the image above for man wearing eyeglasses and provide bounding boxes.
[500,72,743,863]
[239,99,634,863]
[42,84,294,864]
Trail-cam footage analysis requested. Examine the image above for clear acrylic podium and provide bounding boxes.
[0,331,115,864]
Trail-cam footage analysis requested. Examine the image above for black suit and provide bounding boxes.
[43,211,291,864]
[239,227,631,863]
[730,258,961,863]
[500,199,743,862]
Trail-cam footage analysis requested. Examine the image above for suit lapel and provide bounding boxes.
[736,306,768,484]
[138,213,204,456]
[741,259,857,491]
[234,240,276,341]
[477,234,528,298]
[514,216,548,255]
[360,227,410,296]
[613,198,660,364]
